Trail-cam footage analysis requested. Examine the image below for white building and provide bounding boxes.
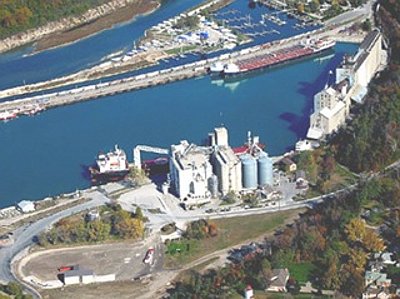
[16,200,35,213]
[308,29,383,140]
[336,29,383,103]
[209,127,242,195]
[169,140,213,204]
[212,146,242,195]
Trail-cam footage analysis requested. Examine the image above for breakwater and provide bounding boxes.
[0,25,352,115]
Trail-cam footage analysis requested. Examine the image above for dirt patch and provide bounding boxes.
[35,0,159,52]
[21,240,152,281]
[40,280,147,299]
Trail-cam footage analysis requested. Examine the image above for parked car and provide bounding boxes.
[143,247,155,264]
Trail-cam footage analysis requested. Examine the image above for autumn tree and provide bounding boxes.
[363,229,386,252]
[345,218,366,242]
[347,248,368,272]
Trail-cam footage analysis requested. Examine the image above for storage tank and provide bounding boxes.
[208,174,219,198]
[241,154,257,189]
[258,152,273,186]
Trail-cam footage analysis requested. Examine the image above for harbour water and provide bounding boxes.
[0,43,358,207]
[0,0,206,90]
[0,0,319,100]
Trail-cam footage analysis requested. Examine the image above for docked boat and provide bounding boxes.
[219,39,336,77]
[90,145,129,183]
[0,111,17,121]
[209,62,225,74]
[223,63,241,75]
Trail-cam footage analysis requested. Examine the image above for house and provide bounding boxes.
[244,284,254,299]
[295,170,309,189]
[373,252,396,265]
[266,268,290,292]
[380,252,396,265]
[16,200,35,213]
[85,210,100,222]
[281,158,297,173]
[362,287,390,299]
[365,271,391,288]
[368,260,385,273]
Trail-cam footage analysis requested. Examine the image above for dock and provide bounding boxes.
[0,24,356,116]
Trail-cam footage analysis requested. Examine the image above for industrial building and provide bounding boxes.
[169,140,214,204]
[60,266,94,285]
[240,151,273,190]
[210,127,242,195]
[308,80,349,139]
[308,29,384,140]
[169,127,274,203]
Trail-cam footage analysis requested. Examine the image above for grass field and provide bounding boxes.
[288,262,316,285]
[164,209,304,269]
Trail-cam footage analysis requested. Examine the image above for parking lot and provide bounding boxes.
[21,237,163,283]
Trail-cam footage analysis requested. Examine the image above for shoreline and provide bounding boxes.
[0,0,160,55]
[33,0,160,54]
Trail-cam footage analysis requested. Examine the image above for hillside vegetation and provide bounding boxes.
[0,0,109,38]
[330,0,400,172]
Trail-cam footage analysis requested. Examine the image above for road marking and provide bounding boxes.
[124,257,131,264]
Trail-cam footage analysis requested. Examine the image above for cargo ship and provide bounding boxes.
[142,157,169,175]
[215,39,336,77]
[89,145,129,183]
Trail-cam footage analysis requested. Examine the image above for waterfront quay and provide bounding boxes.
[0,25,364,115]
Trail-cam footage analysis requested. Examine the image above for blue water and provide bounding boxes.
[0,0,206,90]
[0,0,320,102]
[214,0,319,46]
[0,43,358,207]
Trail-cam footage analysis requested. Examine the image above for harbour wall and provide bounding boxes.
[0,25,350,114]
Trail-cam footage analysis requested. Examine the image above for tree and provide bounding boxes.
[87,221,110,242]
[345,218,366,242]
[363,229,386,252]
[297,3,305,13]
[223,191,236,204]
[113,217,144,239]
[362,18,372,31]
[340,269,365,297]
[135,207,144,220]
[271,249,295,268]
[347,248,368,272]
[319,251,341,289]
[309,0,320,12]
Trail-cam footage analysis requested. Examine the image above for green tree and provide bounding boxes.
[362,18,372,31]
[135,206,144,220]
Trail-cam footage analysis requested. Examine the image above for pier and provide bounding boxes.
[0,25,366,115]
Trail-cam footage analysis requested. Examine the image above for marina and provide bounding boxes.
[0,0,321,105]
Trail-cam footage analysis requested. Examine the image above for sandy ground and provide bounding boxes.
[34,0,159,53]
[21,237,163,282]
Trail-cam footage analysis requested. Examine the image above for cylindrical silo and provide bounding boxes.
[241,154,258,189]
[258,152,273,186]
[208,174,219,198]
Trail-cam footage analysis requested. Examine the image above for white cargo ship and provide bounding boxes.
[90,145,129,183]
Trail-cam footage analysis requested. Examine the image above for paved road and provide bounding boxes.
[325,0,375,26]
[0,191,110,294]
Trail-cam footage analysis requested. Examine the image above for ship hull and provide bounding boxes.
[89,167,129,185]
[222,44,335,78]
